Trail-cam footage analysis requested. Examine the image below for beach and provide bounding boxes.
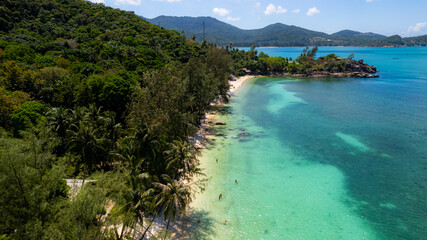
[190,75,256,149]
[172,47,427,240]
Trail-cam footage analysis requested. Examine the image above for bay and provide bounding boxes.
[190,47,427,240]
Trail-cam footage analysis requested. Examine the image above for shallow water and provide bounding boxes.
[191,47,427,240]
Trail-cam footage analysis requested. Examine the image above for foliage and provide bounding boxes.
[9,101,46,135]
[148,16,427,47]
[0,88,30,128]
[0,0,224,238]
[0,130,67,239]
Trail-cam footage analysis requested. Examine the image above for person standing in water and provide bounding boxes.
[219,193,222,200]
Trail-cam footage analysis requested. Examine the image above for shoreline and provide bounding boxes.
[152,75,256,239]
[189,75,257,149]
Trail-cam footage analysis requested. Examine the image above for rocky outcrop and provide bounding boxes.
[280,72,379,78]
[345,59,377,74]
[269,59,379,78]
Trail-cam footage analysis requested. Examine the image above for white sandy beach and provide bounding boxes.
[189,75,256,149]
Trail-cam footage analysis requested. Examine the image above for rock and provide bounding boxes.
[215,122,227,125]
[216,133,225,136]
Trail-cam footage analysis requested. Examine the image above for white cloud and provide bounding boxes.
[408,22,427,33]
[226,16,240,21]
[307,7,320,16]
[154,0,181,2]
[292,9,300,14]
[89,0,104,3]
[213,7,231,17]
[264,3,288,15]
[115,0,141,5]
[254,2,261,9]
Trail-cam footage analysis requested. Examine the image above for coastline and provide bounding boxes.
[189,75,257,149]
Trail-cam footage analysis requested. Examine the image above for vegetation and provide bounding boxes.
[0,0,379,238]
[148,16,427,47]
[0,0,232,239]
[226,45,377,77]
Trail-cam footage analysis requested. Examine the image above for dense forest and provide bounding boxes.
[0,0,239,239]
[148,16,427,47]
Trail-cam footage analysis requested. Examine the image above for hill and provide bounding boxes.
[148,16,334,46]
[0,1,234,239]
[331,30,386,40]
[147,16,427,47]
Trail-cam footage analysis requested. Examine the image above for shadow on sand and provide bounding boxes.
[170,209,216,240]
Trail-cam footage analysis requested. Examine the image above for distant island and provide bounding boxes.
[230,46,378,79]
[146,16,427,47]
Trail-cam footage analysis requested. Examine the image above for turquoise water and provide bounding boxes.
[190,47,427,240]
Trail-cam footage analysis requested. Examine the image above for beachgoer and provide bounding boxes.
[219,193,222,200]
[235,180,238,183]
[197,220,201,223]
[216,158,218,163]
[223,220,227,224]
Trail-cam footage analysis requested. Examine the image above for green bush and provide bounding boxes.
[9,101,46,134]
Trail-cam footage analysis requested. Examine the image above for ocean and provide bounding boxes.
[188,47,427,240]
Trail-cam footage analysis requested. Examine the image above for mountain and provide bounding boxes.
[148,16,334,47]
[147,16,427,47]
[332,30,386,40]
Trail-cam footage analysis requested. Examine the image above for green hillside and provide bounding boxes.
[0,0,234,239]
[331,30,386,40]
[147,16,427,47]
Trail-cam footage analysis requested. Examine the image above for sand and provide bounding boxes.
[189,75,256,149]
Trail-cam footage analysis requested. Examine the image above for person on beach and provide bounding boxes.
[219,193,222,200]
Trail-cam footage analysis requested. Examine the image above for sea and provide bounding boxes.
[188,47,427,240]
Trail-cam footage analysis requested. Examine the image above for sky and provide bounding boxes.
[89,0,427,37]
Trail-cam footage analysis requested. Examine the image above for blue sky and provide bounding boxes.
[90,0,427,37]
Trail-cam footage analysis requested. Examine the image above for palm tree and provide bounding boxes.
[46,107,71,155]
[46,107,70,138]
[68,106,89,132]
[153,174,192,239]
[165,139,200,180]
[67,122,107,175]
[113,139,160,239]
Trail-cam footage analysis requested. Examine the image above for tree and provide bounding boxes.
[347,53,355,60]
[76,73,136,116]
[0,130,68,239]
[258,51,269,59]
[165,139,199,180]
[66,121,107,175]
[9,101,46,135]
[0,61,35,93]
[0,88,30,128]
[307,46,319,58]
[265,57,287,72]
[153,174,192,239]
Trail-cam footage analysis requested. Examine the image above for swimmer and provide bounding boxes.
[216,158,218,163]
[235,180,238,183]
[223,220,227,224]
